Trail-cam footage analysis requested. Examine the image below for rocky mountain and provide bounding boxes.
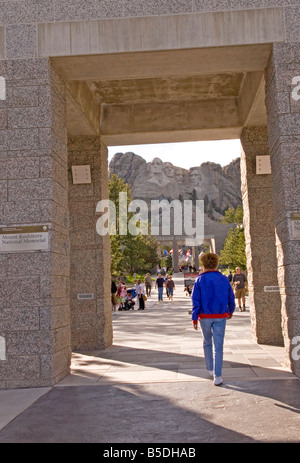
[109,152,242,220]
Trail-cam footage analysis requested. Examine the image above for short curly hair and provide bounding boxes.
[200,252,219,270]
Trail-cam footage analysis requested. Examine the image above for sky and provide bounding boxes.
[108,139,241,169]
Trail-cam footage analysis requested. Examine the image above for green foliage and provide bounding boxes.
[221,205,243,224]
[109,174,159,277]
[220,225,246,270]
[219,205,246,270]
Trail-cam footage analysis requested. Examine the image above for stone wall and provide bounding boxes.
[0,2,297,59]
[265,43,300,375]
[240,126,283,346]
[0,58,71,388]
[68,136,112,351]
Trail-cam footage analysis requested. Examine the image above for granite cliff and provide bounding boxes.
[109,152,242,221]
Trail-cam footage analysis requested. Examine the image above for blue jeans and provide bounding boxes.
[158,287,163,300]
[200,318,227,377]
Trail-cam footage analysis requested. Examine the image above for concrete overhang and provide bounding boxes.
[47,14,276,142]
[53,44,273,82]
[39,8,284,58]
[57,44,271,142]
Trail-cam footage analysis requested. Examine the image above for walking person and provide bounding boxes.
[136,279,145,310]
[233,267,247,311]
[144,273,152,297]
[155,273,165,302]
[166,275,175,300]
[116,281,127,311]
[164,274,169,297]
[111,279,118,314]
[191,253,235,386]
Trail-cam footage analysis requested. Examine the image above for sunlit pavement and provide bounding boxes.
[0,273,299,443]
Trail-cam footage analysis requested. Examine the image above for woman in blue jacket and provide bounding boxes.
[191,253,235,386]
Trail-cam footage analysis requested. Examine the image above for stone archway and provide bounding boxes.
[0,5,299,388]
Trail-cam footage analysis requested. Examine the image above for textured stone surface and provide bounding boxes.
[6,24,37,59]
[240,126,283,347]
[0,58,70,389]
[68,136,112,351]
[0,27,4,60]
[265,43,300,375]
[0,0,297,29]
[0,0,55,25]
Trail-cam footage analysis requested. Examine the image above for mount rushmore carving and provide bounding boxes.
[109,152,242,221]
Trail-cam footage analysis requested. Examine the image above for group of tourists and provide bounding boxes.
[112,253,247,389]
[111,271,177,313]
[155,274,175,301]
[111,277,147,313]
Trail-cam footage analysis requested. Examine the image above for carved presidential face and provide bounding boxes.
[164,163,174,178]
[174,167,185,182]
[149,157,163,174]
[189,168,201,185]
[120,154,133,172]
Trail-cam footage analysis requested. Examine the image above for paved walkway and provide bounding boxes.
[0,273,299,443]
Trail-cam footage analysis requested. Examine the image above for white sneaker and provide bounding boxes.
[208,370,214,377]
[214,376,223,386]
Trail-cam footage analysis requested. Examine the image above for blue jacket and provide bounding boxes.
[191,270,235,321]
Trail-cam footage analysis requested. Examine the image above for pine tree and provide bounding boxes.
[219,206,246,270]
[109,174,159,276]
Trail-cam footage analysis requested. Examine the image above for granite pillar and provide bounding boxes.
[240,126,283,346]
[0,58,71,389]
[265,43,300,375]
[68,136,112,351]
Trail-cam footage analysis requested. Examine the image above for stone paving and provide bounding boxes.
[0,273,299,443]
[58,274,293,387]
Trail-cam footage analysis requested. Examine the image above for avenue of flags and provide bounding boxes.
[163,248,192,261]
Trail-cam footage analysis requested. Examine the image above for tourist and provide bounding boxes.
[166,275,175,300]
[144,272,152,296]
[164,273,169,296]
[191,252,235,386]
[111,279,118,314]
[136,279,145,310]
[233,267,247,311]
[116,280,127,310]
[155,273,165,302]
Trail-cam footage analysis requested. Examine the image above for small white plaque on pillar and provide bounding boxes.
[256,156,271,174]
[77,293,94,300]
[72,165,92,184]
[264,286,280,292]
[291,213,300,240]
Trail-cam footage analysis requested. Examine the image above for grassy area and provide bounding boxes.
[126,274,145,284]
